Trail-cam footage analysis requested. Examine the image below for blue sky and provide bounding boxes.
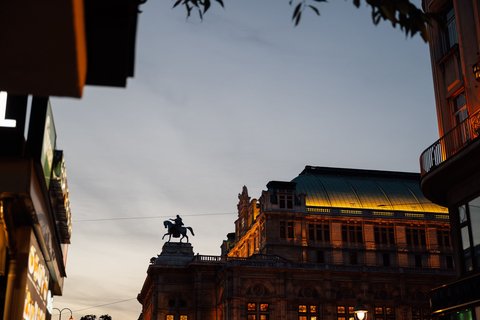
[51,0,438,319]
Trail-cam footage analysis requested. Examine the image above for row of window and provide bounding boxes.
[280,221,451,248]
[165,316,187,320]
[245,304,431,320]
[314,249,454,269]
[164,304,429,320]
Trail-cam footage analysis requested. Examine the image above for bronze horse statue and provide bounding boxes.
[162,220,195,243]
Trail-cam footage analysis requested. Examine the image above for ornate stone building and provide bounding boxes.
[138,166,455,320]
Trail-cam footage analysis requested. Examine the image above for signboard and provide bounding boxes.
[51,150,73,245]
[0,91,16,128]
[23,236,49,320]
[40,102,56,189]
[27,97,57,190]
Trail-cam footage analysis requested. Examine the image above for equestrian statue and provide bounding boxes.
[162,215,195,243]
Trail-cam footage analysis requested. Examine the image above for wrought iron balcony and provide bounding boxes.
[420,109,480,176]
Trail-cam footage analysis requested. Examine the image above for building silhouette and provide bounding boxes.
[138,166,454,320]
[420,0,480,319]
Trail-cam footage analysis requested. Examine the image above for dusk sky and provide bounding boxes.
[50,0,438,319]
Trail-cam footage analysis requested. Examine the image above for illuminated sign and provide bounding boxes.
[23,241,49,320]
[51,150,73,243]
[41,103,56,189]
[474,63,480,81]
[0,91,16,128]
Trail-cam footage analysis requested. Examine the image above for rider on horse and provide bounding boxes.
[162,215,194,243]
[170,215,184,237]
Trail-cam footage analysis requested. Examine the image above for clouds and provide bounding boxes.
[50,0,436,319]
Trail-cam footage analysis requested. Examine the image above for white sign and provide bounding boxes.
[0,91,16,128]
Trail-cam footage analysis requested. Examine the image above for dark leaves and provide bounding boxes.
[290,0,326,26]
[292,3,303,26]
[361,0,432,41]
[172,0,432,42]
[172,0,223,20]
[308,5,320,16]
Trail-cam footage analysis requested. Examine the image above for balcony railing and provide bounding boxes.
[420,109,480,176]
[188,254,456,276]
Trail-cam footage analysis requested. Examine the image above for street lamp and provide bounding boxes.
[53,307,74,320]
[354,303,368,320]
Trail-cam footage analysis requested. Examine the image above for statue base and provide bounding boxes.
[153,242,194,266]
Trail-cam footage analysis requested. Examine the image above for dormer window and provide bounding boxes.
[279,194,293,209]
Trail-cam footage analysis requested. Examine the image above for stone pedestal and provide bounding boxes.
[154,242,194,266]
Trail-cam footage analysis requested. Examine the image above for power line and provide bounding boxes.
[73,298,137,312]
[73,212,236,222]
[73,200,448,223]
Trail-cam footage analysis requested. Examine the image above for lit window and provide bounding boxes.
[298,304,319,320]
[337,305,355,320]
[248,302,270,320]
[166,315,174,320]
[180,316,188,320]
[375,306,396,320]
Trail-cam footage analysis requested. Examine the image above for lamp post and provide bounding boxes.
[53,307,74,320]
[354,303,368,320]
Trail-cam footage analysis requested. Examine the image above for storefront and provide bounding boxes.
[0,92,72,320]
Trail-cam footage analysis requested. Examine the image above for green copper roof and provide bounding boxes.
[292,166,447,213]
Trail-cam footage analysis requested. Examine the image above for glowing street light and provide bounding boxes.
[354,303,368,320]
